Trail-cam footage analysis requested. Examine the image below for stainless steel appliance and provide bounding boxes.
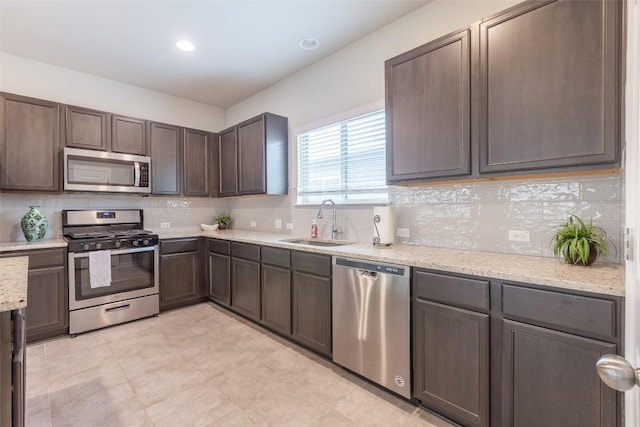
[332,256,411,399]
[63,147,151,194]
[63,209,159,335]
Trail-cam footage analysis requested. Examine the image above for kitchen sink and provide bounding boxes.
[280,238,354,247]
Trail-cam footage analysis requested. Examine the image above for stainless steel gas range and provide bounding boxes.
[62,209,159,335]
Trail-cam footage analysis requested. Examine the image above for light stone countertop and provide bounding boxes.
[0,238,68,253]
[154,228,625,297]
[0,256,29,312]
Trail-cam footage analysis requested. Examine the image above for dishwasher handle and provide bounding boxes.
[356,269,378,279]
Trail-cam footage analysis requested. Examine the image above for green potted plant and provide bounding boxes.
[214,214,232,230]
[551,214,609,266]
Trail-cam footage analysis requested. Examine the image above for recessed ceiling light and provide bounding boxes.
[298,37,319,50]
[176,39,195,52]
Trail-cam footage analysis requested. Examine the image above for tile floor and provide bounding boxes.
[25,302,454,426]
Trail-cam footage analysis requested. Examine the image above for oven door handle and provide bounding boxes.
[71,246,156,258]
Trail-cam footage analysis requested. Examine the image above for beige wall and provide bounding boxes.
[0,52,225,132]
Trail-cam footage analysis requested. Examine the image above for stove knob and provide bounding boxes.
[82,244,90,251]
[143,239,150,246]
[96,243,102,250]
[114,241,122,248]
[133,240,139,246]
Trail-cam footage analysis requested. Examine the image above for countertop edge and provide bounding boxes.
[0,256,29,312]
[156,229,624,298]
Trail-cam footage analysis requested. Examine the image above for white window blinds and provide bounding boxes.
[297,109,388,204]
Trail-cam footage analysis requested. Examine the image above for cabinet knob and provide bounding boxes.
[596,354,640,391]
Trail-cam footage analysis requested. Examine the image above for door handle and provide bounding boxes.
[596,354,640,391]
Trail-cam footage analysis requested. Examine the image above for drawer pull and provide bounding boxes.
[105,304,131,312]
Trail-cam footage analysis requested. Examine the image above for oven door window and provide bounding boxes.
[74,250,155,299]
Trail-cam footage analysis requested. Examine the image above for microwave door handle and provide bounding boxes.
[134,162,141,187]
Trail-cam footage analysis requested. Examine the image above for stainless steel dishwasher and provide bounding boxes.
[332,256,411,399]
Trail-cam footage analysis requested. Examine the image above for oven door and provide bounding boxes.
[69,246,159,310]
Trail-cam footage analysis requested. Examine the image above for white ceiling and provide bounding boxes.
[0,0,430,108]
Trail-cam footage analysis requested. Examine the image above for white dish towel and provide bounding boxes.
[89,250,112,288]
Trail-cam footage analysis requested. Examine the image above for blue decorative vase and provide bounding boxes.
[20,206,48,242]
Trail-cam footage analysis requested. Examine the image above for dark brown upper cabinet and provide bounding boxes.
[183,128,211,197]
[386,28,471,183]
[218,112,288,197]
[0,93,62,192]
[218,127,238,197]
[385,0,622,184]
[149,122,182,195]
[111,115,147,155]
[478,0,621,174]
[64,105,109,151]
[65,106,150,155]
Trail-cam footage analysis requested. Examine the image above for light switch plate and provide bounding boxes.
[250,221,257,228]
[160,222,170,228]
[286,223,294,230]
[275,219,282,229]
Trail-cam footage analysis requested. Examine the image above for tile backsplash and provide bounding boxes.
[390,174,624,263]
[0,192,226,241]
[0,173,624,263]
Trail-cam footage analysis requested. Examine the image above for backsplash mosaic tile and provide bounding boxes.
[0,193,226,241]
[390,173,624,263]
[0,173,624,263]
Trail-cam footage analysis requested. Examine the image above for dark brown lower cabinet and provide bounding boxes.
[261,264,291,335]
[231,258,261,321]
[26,265,67,342]
[0,248,68,343]
[414,299,489,427]
[209,252,231,306]
[160,239,202,311]
[502,320,617,427]
[291,270,331,357]
[0,311,12,426]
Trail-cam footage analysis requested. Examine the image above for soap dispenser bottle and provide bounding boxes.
[311,220,318,238]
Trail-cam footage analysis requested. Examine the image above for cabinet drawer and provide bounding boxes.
[208,238,230,255]
[291,251,331,277]
[261,247,290,268]
[161,239,198,254]
[231,242,260,261]
[28,249,66,269]
[414,269,489,312]
[1,248,66,269]
[502,284,617,340]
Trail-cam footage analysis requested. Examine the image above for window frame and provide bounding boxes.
[294,100,388,206]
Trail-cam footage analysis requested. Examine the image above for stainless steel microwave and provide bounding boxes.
[63,147,151,194]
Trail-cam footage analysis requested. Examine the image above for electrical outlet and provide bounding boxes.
[250,221,257,228]
[160,222,170,228]
[508,230,530,242]
[396,228,410,238]
[275,219,282,229]
[286,223,294,230]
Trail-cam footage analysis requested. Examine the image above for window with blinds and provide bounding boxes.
[297,109,388,205]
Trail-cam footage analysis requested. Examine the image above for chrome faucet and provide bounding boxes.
[317,199,341,240]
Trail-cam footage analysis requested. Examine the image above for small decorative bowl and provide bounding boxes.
[200,223,219,231]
